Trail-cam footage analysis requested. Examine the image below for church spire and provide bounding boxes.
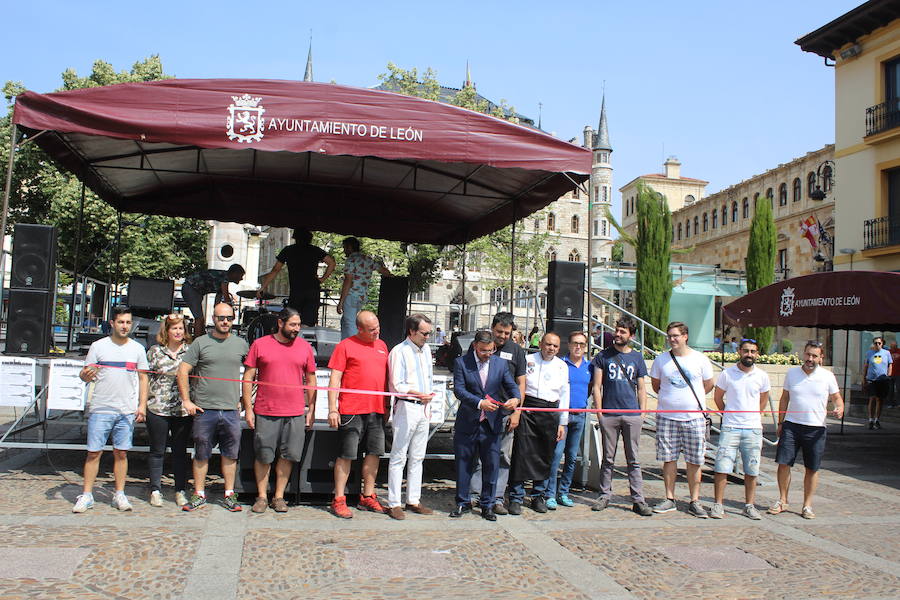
[463,61,473,89]
[593,93,611,151]
[303,35,314,82]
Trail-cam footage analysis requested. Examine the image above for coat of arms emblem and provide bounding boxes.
[226,94,265,143]
[779,286,795,317]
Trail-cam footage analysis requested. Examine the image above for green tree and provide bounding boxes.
[2,56,208,281]
[634,182,673,349]
[744,196,777,352]
[611,239,624,262]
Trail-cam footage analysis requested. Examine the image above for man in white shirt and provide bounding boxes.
[768,341,843,520]
[386,314,436,520]
[649,321,714,518]
[508,333,569,515]
[710,338,771,520]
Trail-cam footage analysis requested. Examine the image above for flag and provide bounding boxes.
[800,216,819,248]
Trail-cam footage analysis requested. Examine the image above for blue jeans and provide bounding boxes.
[546,413,586,498]
[340,295,364,340]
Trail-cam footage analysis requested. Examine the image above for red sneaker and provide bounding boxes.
[331,496,353,519]
[357,493,386,513]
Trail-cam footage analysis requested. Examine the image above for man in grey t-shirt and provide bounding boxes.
[177,303,249,512]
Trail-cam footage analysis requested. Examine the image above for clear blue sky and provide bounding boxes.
[2,0,859,219]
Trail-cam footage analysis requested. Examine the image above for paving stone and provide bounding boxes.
[655,545,773,572]
[0,548,91,579]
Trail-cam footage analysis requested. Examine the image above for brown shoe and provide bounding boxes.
[251,497,268,513]
[270,497,288,513]
[388,506,406,520]
[405,503,434,515]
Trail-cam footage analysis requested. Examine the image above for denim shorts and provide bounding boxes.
[86,412,136,452]
[775,420,826,472]
[714,426,762,476]
[192,409,241,461]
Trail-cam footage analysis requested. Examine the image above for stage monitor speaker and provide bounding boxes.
[5,288,53,355]
[234,429,300,496]
[126,276,174,316]
[546,261,585,321]
[377,276,409,349]
[546,317,585,358]
[296,429,361,496]
[11,224,57,290]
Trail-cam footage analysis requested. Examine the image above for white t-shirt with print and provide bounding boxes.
[650,350,714,421]
[85,336,148,414]
[716,365,771,429]
[783,365,839,427]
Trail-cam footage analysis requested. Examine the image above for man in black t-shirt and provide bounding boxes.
[258,229,336,326]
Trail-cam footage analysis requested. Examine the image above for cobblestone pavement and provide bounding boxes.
[1,417,899,599]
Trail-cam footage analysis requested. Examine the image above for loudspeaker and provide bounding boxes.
[296,429,360,496]
[5,288,53,355]
[547,261,585,321]
[377,276,409,349]
[546,317,585,358]
[234,428,300,496]
[11,224,57,290]
[126,276,174,316]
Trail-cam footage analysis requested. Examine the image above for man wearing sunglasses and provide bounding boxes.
[863,337,892,430]
[178,303,250,512]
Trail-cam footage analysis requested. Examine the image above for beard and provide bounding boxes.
[740,355,755,368]
[281,327,299,340]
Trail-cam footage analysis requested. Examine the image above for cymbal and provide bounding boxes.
[236,289,279,300]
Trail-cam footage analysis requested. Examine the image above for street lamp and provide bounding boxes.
[839,247,857,270]
[810,160,835,201]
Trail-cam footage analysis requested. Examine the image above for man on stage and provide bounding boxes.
[242,307,317,513]
[182,264,245,338]
[508,332,569,515]
[257,228,336,327]
[451,330,520,521]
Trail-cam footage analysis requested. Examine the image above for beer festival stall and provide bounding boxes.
[0,79,591,494]
[723,270,900,434]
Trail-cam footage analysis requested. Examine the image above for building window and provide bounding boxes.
[753,192,760,208]
[778,248,788,277]
[545,248,557,262]
[693,216,699,234]
[685,219,691,237]
[490,287,508,304]
[712,209,718,229]
[533,218,540,232]
[573,187,580,199]
[593,219,599,237]
[571,215,579,233]
[702,212,708,232]
[601,186,609,203]
[568,250,581,262]
[410,289,430,302]
[807,172,816,197]
[721,204,727,226]
[514,285,532,308]
[766,187,773,200]
[601,220,608,237]
[742,197,749,219]
[677,223,682,240]
[731,201,738,222]
[778,183,787,206]
[685,194,695,204]
[219,244,234,260]
[547,212,556,231]
[793,177,802,202]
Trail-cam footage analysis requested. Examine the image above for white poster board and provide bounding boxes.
[47,359,87,412]
[0,357,36,408]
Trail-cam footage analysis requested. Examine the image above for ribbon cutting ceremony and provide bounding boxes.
[2,2,900,599]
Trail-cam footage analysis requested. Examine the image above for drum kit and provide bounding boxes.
[234,290,285,344]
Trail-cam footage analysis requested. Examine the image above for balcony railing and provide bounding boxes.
[863,215,900,250]
[866,101,900,137]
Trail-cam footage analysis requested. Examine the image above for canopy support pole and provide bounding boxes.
[510,201,516,315]
[840,329,850,435]
[586,180,593,339]
[0,121,20,298]
[460,242,468,330]
[66,182,87,351]
[113,211,123,307]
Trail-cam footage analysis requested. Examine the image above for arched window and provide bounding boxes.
[571,215,579,233]
[573,187,580,200]
[712,209,718,229]
[685,194,695,204]
[778,183,787,206]
[601,220,608,237]
[515,285,532,308]
[766,187,773,200]
[753,192,760,208]
[685,219,691,237]
[793,177,802,202]
[702,212,708,232]
[677,223,682,240]
[693,216,699,234]
[490,287,508,304]
[731,201,738,222]
[568,250,581,262]
[547,212,556,231]
[721,204,727,226]
[807,172,816,197]
[742,197,749,219]
[533,218,540,231]
[545,248,557,262]
[822,164,833,192]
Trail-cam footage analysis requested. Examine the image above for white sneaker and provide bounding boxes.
[149,490,163,507]
[112,494,133,511]
[175,490,189,507]
[72,494,94,513]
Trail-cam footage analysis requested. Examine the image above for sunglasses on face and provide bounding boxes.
[215,315,236,322]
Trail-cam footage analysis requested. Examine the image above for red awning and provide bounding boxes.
[723,271,900,331]
[12,79,591,244]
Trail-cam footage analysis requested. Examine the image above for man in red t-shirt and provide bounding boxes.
[327,310,390,518]
[242,307,317,513]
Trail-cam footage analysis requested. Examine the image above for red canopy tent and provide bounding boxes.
[6,79,591,245]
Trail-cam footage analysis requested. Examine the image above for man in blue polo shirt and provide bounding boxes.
[545,330,591,509]
[590,317,652,516]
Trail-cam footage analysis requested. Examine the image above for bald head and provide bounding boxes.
[355,310,380,342]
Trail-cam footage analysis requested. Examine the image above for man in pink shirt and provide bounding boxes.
[242,307,317,513]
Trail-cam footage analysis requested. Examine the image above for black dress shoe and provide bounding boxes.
[481,507,497,521]
[532,496,548,513]
[449,504,472,518]
[508,501,523,515]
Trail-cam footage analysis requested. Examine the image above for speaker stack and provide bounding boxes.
[377,276,409,349]
[5,224,58,355]
[546,260,586,356]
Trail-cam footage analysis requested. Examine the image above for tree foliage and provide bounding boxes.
[2,56,208,281]
[744,196,777,352]
[634,183,673,349]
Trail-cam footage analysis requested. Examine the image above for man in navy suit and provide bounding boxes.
[451,330,520,521]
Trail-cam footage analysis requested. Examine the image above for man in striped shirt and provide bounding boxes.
[386,314,436,520]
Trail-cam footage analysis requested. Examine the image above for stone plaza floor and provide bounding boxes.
[0,415,898,599]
